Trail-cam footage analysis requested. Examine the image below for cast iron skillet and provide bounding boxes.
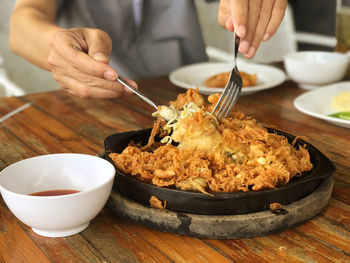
[104,128,335,215]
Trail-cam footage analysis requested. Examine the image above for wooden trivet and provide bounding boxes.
[107,176,333,239]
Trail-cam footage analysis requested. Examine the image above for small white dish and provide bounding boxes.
[0,153,115,237]
[169,62,286,95]
[284,51,349,89]
[294,81,350,128]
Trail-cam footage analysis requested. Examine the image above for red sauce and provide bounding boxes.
[29,189,80,196]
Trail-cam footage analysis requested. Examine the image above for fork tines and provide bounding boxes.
[212,70,242,120]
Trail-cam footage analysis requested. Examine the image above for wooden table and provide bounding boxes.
[0,77,349,263]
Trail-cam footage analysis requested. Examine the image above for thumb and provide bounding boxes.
[85,29,112,64]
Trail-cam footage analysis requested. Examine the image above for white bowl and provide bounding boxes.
[284,51,349,89]
[0,153,115,237]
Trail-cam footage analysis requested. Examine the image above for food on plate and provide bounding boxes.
[109,88,313,194]
[205,71,257,88]
[149,196,166,209]
[331,91,350,112]
[329,111,350,120]
[329,92,350,120]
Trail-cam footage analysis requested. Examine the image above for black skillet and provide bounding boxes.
[104,128,335,215]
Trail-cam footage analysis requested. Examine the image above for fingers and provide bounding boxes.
[63,85,120,99]
[84,29,112,64]
[229,0,248,38]
[218,0,232,27]
[218,0,248,35]
[239,0,262,55]
[219,0,287,58]
[71,48,117,80]
[225,17,234,32]
[50,29,116,81]
[243,0,286,58]
[51,51,138,98]
[54,68,124,98]
[120,77,139,94]
[264,0,288,41]
[248,0,275,57]
[48,28,137,98]
[54,33,117,80]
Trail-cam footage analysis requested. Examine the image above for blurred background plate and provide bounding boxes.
[294,81,350,128]
[169,62,286,95]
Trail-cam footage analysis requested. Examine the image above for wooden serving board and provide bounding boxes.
[107,176,333,239]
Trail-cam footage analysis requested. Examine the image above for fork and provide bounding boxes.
[116,76,158,110]
[212,32,242,120]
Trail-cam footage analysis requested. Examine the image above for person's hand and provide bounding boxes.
[218,0,288,58]
[48,27,137,98]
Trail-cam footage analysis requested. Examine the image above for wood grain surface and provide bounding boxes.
[0,77,349,263]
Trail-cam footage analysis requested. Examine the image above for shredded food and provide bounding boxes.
[279,246,287,252]
[110,88,313,194]
[149,196,166,209]
[269,202,283,211]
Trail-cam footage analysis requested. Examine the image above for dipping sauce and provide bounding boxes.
[29,190,80,196]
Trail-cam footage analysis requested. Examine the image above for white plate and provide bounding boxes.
[169,62,286,95]
[294,81,350,128]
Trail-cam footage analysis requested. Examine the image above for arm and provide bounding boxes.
[218,0,288,58]
[9,0,60,70]
[9,0,136,98]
